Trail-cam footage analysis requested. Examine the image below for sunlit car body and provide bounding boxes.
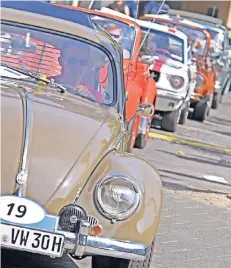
[141,14,216,122]
[166,9,231,100]
[55,4,157,151]
[191,21,231,102]
[1,3,163,268]
[101,9,197,132]
[116,16,195,132]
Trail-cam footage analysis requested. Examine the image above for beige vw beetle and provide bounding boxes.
[1,4,163,268]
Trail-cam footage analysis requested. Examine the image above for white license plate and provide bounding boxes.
[0,223,65,257]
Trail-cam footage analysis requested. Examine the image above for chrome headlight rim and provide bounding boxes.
[94,173,141,221]
[195,72,205,89]
[167,74,185,90]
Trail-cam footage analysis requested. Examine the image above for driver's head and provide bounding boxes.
[105,24,122,43]
[59,41,90,86]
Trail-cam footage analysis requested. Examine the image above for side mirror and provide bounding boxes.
[136,103,154,118]
[140,55,157,65]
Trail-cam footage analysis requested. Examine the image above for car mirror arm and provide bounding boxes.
[127,103,154,131]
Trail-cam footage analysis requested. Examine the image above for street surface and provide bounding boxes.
[2,93,231,268]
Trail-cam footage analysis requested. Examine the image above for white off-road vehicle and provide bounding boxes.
[136,19,197,132]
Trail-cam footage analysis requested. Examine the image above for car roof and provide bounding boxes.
[100,8,187,41]
[1,1,94,29]
[136,19,187,42]
[55,4,141,32]
[168,8,223,25]
[142,14,205,29]
[141,15,212,42]
[193,20,227,34]
[1,5,121,58]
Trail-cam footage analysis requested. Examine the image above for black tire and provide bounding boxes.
[179,104,189,125]
[192,101,208,122]
[161,109,180,132]
[211,92,220,109]
[219,93,223,103]
[135,133,147,149]
[92,239,156,268]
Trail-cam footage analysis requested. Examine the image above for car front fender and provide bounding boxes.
[76,150,163,246]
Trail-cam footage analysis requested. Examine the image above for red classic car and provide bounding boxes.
[55,4,157,151]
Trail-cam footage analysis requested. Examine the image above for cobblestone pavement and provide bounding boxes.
[2,94,231,268]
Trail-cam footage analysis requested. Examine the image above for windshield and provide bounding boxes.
[140,27,184,63]
[186,19,226,52]
[90,15,135,59]
[153,20,208,57]
[1,23,114,105]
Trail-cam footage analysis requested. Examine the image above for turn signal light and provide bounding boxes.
[91,224,103,236]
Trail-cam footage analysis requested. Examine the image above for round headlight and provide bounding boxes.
[195,73,205,89]
[94,174,141,221]
[168,75,184,89]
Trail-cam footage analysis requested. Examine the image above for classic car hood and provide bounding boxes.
[1,81,120,207]
[150,56,186,74]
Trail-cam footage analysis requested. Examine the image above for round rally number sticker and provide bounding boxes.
[0,196,45,224]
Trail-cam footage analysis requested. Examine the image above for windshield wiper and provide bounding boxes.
[1,64,66,93]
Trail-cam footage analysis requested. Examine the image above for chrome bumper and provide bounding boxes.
[57,222,146,261]
[155,89,184,112]
[190,92,204,101]
[214,81,222,94]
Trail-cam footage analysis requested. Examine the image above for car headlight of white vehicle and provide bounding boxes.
[167,75,185,90]
[195,73,205,89]
[94,173,141,220]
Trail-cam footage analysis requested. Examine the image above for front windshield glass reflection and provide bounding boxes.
[140,27,184,63]
[90,15,136,59]
[154,20,208,57]
[1,23,115,104]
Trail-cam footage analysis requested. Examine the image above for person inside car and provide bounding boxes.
[52,41,106,103]
[104,24,131,59]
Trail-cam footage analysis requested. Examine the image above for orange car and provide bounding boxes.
[140,15,216,122]
[55,4,157,151]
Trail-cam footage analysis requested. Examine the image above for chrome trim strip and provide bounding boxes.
[56,227,146,261]
[138,118,148,134]
[14,91,32,197]
[84,236,146,261]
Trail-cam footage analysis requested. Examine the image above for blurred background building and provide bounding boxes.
[50,0,231,29]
